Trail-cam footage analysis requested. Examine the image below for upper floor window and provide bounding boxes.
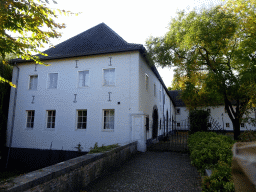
[48,73,58,89]
[78,70,89,87]
[207,109,211,113]
[226,123,230,128]
[26,110,35,128]
[77,110,87,129]
[145,74,149,91]
[176,108,180,115]
[47,110,56,128]
[29,75,38,90]
[103,109,114,130]
[103,68,115,86]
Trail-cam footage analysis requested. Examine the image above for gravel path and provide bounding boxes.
[82,151,202,192]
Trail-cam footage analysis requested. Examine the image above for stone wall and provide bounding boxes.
[1,142,137,192]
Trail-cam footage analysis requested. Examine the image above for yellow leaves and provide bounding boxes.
[0,76,16,88]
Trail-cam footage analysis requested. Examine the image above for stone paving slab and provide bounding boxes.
[81,151,202,192]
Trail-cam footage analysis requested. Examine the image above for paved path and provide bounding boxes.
[82,151,202,192]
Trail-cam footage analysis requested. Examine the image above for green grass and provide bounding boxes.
[88,143,119,154]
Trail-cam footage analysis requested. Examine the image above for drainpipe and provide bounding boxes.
[6,62,19,169]
[162,86,165,137]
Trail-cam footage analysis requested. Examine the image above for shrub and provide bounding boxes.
[189,110,210,134]
[89,143,119,154]
[238,130,256,142]
[188,132,235,191]
[202,160,234,192]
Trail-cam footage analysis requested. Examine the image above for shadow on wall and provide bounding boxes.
[0,147,87,172]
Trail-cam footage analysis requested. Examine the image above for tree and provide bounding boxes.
[146,0,256,140]
[0,0,76,86]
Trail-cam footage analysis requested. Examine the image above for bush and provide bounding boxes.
[238,130,256,142]
[89,143,119,154]
[188,132,235,191]
[189,110,210,134]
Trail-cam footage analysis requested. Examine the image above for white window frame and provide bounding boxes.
[241,123,245,127]
[102,109,115,131]
[207,108,211,113]
[177,122,180,127]
[103,68,115,86]
[26,110,35,128]
[176,108,180,115]
[46,110,56,128]
[76,109,87,129]
[78,70,90,87]
[48,73,58,89]
[226,123,230,128]
[29,75,38,90]
[145,74,149,91]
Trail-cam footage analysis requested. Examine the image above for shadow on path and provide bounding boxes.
[82,151,202,192]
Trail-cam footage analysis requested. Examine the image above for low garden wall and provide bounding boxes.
[1,142,137,192]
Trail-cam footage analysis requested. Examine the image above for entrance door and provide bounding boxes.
[152,109,158,139]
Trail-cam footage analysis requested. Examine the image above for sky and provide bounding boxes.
[44,0,224,87]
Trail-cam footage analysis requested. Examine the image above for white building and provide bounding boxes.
[7,23,176,153]
[169,90,256,132]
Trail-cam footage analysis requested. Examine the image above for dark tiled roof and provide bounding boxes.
[169,90,186,107]
[12,23,145,62]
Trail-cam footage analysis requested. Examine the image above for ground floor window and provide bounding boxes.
[226,123,230,128]
[77,110,87,129]
[26,110,35,128]
[103,109,114,130]
[47,110,56,128]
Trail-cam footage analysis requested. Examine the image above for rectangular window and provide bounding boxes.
[78,71,89,87]
[47,110,56,128]
[77,110,87,129]
[241,123,244,127]
[103,69,115,86]
[145,74,149,91]
[177,122,180,127]
[207,109,211,113]
[154,84,156,96]
[29,75,38,90]
[176,108,180,115]
[226,123,230,128]
[26,110,35,128]
[48,73,58,89]
[103,109,114,130]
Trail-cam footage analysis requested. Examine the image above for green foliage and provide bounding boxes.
[89,143,119,154]
[189,110,210,134]
[0,55,14,157]
[202,161,235,192]
[238,130,256,142]
[0,0,79,85]
[146,0,256,140]
[188,132,235,191]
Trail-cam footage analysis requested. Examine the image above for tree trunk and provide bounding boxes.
[232,118,241,140]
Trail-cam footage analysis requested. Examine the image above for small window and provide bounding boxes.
[226,123,230,128]
[48,73,58,89]
[145,74,149,91]
[77,110,87,129]
[78,71,89,87]
[176,108,180,115]
[154,84,156,97]
[103,69,115,86]
[29,75,38,90]
[103,109,114,129]
[241,123,244,127]
[207,109,211,113]
[47,110,56,128]
[177,122,180,127]
[26,110,35,128]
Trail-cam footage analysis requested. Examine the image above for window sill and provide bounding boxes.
[102,129,114,132]
[45,128,55,131]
